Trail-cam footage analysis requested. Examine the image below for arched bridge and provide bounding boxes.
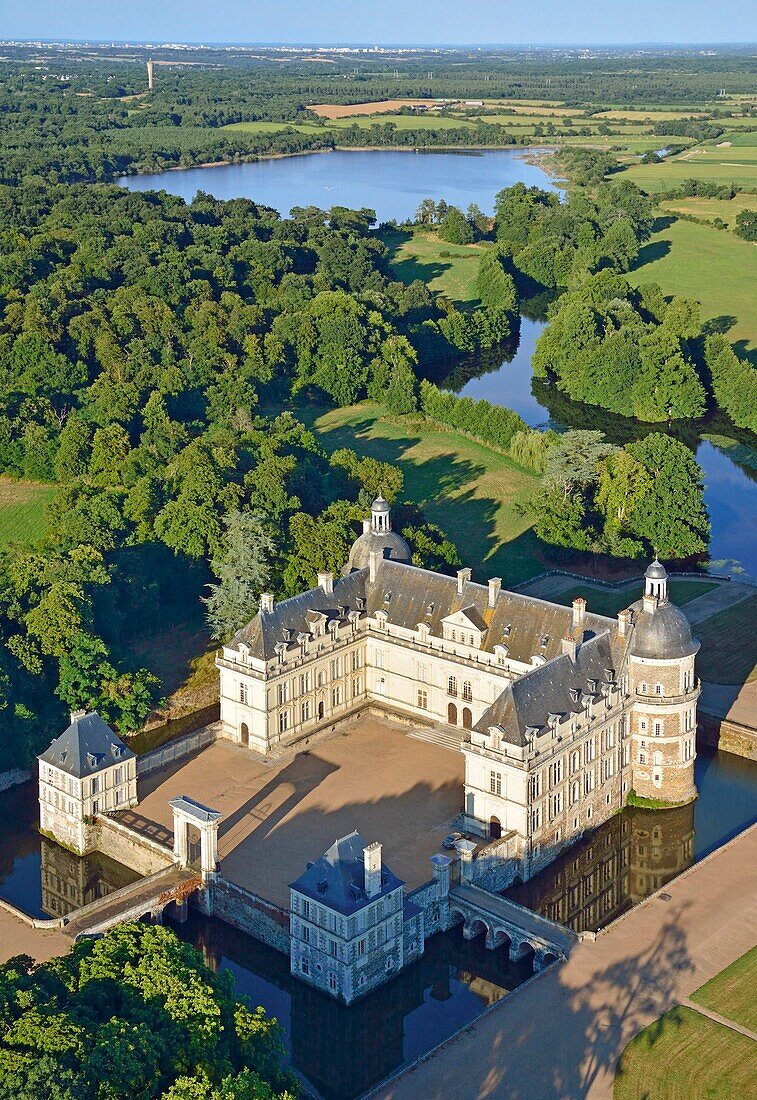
[450,883,577,969]
[63,866,201,940]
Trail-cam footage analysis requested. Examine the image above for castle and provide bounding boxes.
[218,496,700,887]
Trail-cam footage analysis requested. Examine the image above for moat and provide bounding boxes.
[1,745,754,1099]
[120,148,757,581]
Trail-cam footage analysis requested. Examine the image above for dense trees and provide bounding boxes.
[0,923,297,1099]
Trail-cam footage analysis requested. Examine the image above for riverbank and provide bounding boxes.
[372,822,757,1100]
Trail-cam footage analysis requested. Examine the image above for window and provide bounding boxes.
[531,806,542,831]
[279,711,290,733]
[301,958,310,975]
[239,682,249,704]
[584,739,596,764]
[301,925,310,944]
[92,799,99,814]
[302,899,310,918]
[332,685,343,708]
[530,773,542,799]
[655,683,663,696]
[622,744,630,767]
[570,781,580,805]
[352,650,362,671]
[300,672,311,693]
[317,669,326,687]
[639,752,647,765]
[640,682,648,695]
[277,682,289,706]
[358,938,366,956]
[550,792,563,819]
[654,721,662,737]
[375,650,386,670]
[417,689,428,710]
[352,676,362,697]
[328,972,337,991]
[462,681,473,702]
[114,766,123,786]
[417,661,428,684]
[570,751,580,774]
[603,756,614,781]
[489,771,502,796]
[639,718,647,733]
[115,788,122,806]
[301,701,311,723]
[375,675,386,696]
[447,676,458,697]
[584,770,595,794]
[329,940,338,957]
[91,776,100,796]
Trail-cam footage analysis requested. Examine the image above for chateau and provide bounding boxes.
[218,497,700,884]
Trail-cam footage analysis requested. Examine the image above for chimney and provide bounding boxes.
[70,709,86,725]
[363,841,382,898]
[317,572,334,596]
[260,593,275,614]
[643,593,657,614]
[572,597,586,630]
[488,577,502,608]
[617,608,631,637]
[368,549,383,583]
[561,635,577,660]
[362,518,371,534]
[457,567,472,595]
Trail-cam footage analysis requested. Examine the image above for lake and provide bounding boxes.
[119,149,757,576]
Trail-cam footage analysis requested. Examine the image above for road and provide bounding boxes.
[374,823,757,1100]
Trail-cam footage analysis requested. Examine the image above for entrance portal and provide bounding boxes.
[169,796,223,882]
[489,816,502,840]
[240,722,249,747]
[317,700,324,721]
[462,707,472,730]
[448,702,457,725]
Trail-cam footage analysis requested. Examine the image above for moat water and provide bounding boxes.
[1,746,755,1098]
[120,148,757,580]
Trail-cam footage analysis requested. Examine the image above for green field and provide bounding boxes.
[691,947,757,1032]
[549,579,718,619]
[613,1006,756,1099]
[382,228,489,305]
[627,217,757,355]
[620,156,757,193]
[692,594,757,684]
[292,402,544,585]
[0,479,55,548]
[659,193,757,229]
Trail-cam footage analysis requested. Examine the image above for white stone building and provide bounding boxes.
[289,831,424,1004]
[218,498,700,884]
[38,711,138,855]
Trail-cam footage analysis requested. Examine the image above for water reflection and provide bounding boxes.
[40,837,140,919]
[173,911,532,1100]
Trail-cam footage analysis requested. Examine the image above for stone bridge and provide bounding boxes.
[450,883,577,969]
[63,866,201,940]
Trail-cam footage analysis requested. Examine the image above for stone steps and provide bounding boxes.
[409,725,463,754]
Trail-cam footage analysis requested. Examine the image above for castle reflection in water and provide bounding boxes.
[40,836,139,919]
[507,801,695,932]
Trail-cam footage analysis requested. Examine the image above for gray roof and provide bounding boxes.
[629,599,700,661]
[228,557,622,667]
[168,795,223,824]
[476,631,621,746]
[38,712,135,779]
[645,559,668,580]
[344,529,413,573]
[290,830,404,915]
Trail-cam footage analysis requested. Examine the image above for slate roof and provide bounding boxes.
[290,830,404,916]
[476,631,622,747]
[168,795,223,824]
[629,599,700,661]
[38,712,135,779]
[228,557,622,668]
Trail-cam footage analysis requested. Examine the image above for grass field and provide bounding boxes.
[692,594,757,684]
[0,478,55,548]
[550,579,718,619]
[691,947,757,1032]
[290,402,544,585]
[307,99,435,118]
[658,194,757,229]
[621,157,757,193]
[613,1006,756,1099]
[627,217,757,356]
[381,228,489,305]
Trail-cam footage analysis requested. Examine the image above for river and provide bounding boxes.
[120,148,757,580]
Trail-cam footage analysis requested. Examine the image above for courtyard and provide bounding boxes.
[130,718,466,907]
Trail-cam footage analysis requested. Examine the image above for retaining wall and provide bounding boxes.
[95,816,175,876]
[698,714,757,761]
[137,723,220,777]
[211,878,290,955]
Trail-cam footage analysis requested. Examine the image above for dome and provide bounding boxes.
[372,495,390,514]
[344,529,413,573]
[645,559,668,581]
[630,599,700,661]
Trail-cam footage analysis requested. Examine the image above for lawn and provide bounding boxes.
[290,402,544,586]
[620,157,757,193]
[550,579,718,619]
[0,478,56,548]
[613,1006,756,1099]
[693,594,757,685]
[658,194,757,229]
[381,227,490,306]
[691,946,757,1032]
[627,217,757,356]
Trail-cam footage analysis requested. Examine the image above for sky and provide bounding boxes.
[4,0,756,47]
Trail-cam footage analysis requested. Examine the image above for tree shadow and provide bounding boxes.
[633,238,672,268]
[702,314,738,337]
[731,339,757,369]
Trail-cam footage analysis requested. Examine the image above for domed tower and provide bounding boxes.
[342,496,413,575]
[628,560,700,806]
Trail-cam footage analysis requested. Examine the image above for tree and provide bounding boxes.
[625,434,710,559]
[204,512,276,641]
[438,207,474,245]
[734,209,757,241]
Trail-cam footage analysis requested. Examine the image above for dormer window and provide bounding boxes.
[587,679,598,694]
[426,603,434,615]
[540,634,549,648]
[356,597,366,611]
[503,624,512,637]
[570,687,580,704]
[383,591,392,604]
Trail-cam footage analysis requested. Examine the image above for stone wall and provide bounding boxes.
[469,836,521,892]
[95,816,175,876]
[408,879,455,938]
[211,878,290,955]
[698,716,757,761]
[137,724,220,777]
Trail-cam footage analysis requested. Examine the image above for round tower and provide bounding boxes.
[627,561,699,806]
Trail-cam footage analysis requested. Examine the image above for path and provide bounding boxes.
[683,581,754,626]
[699,679,757,729]
[63,865,197,939]
[373,823,757,1100]
[679,997,757,1042]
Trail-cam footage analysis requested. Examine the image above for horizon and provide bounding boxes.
[4,37,755,49]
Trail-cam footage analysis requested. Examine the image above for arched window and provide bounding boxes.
[447,676,457,697]
[462,681,472,702]
[462,707,473,730]
[240,722,249,747]
[448,702,458,726]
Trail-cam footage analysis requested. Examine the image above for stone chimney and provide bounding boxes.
[457,567,472,595]
[363,841,382,898]
[260,593,275,613]
[561,635,577,660]
[643,593,657,614]
[317,572,334,596]
[488,577,502,608]
[70,709,86,725]
[368,549,383,583]
[617,608,632,637]
[572,597,586,630]
[362,518,371,534]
